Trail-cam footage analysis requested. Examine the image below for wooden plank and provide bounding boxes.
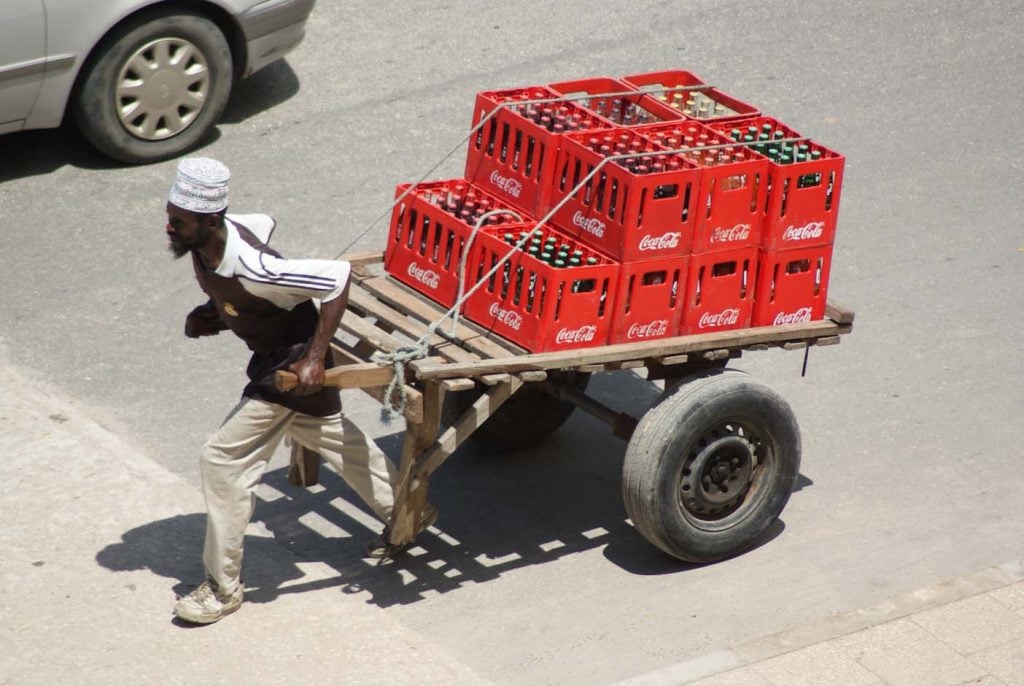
[359,276,527,359]
[388,381,443,546]
[782,341,808,351]
[702,349,731,361]
[480,373,512,386]
[276,361,395,390]
[339,251,384,266]
[346,290,480,364]
[414,378,524,479]
[814,335,842,347]
[655,354,689,365]
[577,364,606,373]
[441,378,476,392]
[826,300,856,325]
[517,370,548,382]
[411,318,850,380]
[604,360,645,370]
[339,310,405,353]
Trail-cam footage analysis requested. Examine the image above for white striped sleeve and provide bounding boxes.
[236,250,351,307]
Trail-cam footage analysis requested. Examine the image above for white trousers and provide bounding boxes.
[200,398,397,593]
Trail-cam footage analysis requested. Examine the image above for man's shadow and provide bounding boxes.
[96,371,810,609]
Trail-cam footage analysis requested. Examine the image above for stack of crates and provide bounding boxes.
[383,69,845,353]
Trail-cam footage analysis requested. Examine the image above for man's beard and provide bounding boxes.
[167,224,209,259]
[168,236,191,258]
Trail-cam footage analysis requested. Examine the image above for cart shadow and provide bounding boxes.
[94,371,816,609]
[240,371,815,608]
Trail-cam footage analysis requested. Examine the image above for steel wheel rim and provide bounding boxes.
[115,37,210,141]
[677,420,770,530]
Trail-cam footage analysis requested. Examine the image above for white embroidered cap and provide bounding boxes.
[168,157,230,213]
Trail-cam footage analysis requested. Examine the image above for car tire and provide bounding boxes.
[72,10,233,164]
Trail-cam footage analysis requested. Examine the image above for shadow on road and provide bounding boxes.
[0,60,299,183]
[95,370,813,609]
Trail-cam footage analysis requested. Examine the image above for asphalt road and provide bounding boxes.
[1,1,1022,684]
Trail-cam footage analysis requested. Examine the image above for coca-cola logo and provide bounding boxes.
[627,320,669,339]
[773,307,813,326]
[698,308,740,329]
[710,223,752,244]
[488,302,523,330]
[572,211,606,238]
[489,170,523,198]
[638,232,682,251]
[407,262,440,289]
[555,324,598,345]
[782,221,826,242]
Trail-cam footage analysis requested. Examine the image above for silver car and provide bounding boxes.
[0,0,315,163]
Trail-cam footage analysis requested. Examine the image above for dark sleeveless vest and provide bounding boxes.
[192,222,340,416]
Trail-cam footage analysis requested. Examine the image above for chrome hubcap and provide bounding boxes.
[115,37,209,140]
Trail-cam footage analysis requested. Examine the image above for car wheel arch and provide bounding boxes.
[67,1,247,116]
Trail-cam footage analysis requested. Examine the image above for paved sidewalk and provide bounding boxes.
[616,563,1024,685]
[0,363,491,686]
[4,358,1024,686]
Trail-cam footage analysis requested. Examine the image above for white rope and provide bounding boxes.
[334,83,717,259]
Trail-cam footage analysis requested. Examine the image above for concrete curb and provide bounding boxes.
[611,560,1024,685]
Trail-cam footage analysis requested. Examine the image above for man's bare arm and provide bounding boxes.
[288,280,350,395]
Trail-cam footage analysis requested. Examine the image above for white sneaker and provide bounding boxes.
[174,580,243,624]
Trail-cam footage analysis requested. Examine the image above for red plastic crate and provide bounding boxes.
[607,256,690,345]
[679,247,757,335]
[548,76,683,127]
[621,69,760,123]
[707,116,845,251]
[635,121,769,253]
[549,127,701,261]
[384,180,535,309]
[463,226,619,352]
[464,86,613,217]
[752,245,833,327]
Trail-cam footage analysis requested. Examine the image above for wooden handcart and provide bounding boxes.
[279,251,854,563]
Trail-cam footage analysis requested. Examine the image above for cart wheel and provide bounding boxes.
[623,368,801,563]
[443,371,590,453]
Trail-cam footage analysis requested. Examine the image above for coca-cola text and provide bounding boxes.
[489,170,523,199]
[627,320,669,340]
[698,308,741,329]
[773,307,813,326]
[638,232,682,252]
[572,211,606,238]
[488,302,523,330]
[709,223,752,244]
[555,325,598,345]
[781,221,826,242]
[407,262,441,290]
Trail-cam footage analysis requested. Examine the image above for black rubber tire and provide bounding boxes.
[623,368,801,563]
[442,371,590,453]
[72,10,233,164]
